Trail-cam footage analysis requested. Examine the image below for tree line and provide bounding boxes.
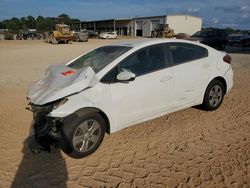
[0,14,81,33]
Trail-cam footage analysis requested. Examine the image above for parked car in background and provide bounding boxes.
[229,32,250,47]
[99,32,118,39]
[4,32,14,40]
[27,39,233,158]
[73,31,88,42]
[22,32,39,40]
[241,36,250,47]
[86,30,99,38]
[174,33,190,40]
[191,29,228,50]
[16,33,23,40]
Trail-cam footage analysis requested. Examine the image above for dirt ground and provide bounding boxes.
[0,39,249,188]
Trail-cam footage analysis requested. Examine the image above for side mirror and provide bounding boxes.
[116,70,136,82]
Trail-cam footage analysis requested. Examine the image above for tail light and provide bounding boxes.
[223,54,232,64]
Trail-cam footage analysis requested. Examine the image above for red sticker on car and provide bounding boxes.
[61,70,76,76]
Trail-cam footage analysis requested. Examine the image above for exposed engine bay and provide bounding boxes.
[28,101,64,153]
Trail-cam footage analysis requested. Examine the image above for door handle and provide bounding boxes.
[160,76,172,82]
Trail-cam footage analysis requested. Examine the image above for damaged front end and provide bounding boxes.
[26,64,98,154]
[27,99,67,154]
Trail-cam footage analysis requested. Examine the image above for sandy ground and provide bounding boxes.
[0,39,249,188]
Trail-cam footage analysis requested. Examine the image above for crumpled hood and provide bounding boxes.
[27,64,98,105]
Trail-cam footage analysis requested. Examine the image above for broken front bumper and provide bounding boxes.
[28,102,63,154]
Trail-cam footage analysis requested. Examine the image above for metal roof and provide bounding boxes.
[83,18,131,23]
[81,14,201,23]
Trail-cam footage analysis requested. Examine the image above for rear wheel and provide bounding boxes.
[60,113,105,158]
[202,80,225,111]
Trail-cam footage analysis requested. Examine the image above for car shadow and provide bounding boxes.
[11,137,68,188]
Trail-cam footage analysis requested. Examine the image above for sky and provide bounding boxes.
[0,0,249,29]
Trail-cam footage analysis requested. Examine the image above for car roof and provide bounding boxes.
[109,38,202,48]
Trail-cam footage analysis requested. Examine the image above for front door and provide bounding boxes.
[109,43,174,128]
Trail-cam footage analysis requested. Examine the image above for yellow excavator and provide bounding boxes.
[151,24,175,38]
[46,24,75,44]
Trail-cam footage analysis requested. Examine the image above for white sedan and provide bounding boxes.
[27,39,233,158]
[99,31,118,39]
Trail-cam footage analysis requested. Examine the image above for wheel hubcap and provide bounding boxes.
[209,85,223,107]
[72,119,101,153]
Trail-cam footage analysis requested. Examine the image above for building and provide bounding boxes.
[81,18,131,36]
[81,14,202,37]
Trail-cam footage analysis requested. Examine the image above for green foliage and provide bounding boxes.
[20,17,28,31]
[36,16,46,32]
[0,14,80,33]
[0,20,6,29]
[57,14,71,24]
[26,15,36,29]
[7,17,21,32]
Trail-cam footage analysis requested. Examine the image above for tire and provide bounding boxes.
[202,79,226,111]
[60,113,105,158]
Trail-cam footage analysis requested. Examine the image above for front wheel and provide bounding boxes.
[60,113,105,158]
[202,80,225,111]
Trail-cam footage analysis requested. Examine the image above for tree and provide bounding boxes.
[20,17,28,31]
[36,16,47,32]
[1,14,82,32]
[6,17,21,32]
[69,18,81,31]
[26,15,36,29]
[223,28,239,35]
[57,14,70,24]
[44,17,54,31]
[0,21,5,29]
[2,19,9,29]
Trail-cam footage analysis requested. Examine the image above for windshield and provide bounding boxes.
[67,46,131,73]
[61,27,70,34]
[192,31,204,37]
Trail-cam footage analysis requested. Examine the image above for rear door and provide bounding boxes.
[167,42,211,107]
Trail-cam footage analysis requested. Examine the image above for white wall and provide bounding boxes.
[129,17,165,37]
[129,15,202,37]
[142,20,152,37]
[166,15,202,35]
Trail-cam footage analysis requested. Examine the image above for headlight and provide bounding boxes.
[52,98,68,110]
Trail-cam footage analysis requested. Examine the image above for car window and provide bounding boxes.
[168,42,208,65]
[67,46,131,73]
[101,43,169,83]
[120,43,168,76]
[192,31,201,37]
